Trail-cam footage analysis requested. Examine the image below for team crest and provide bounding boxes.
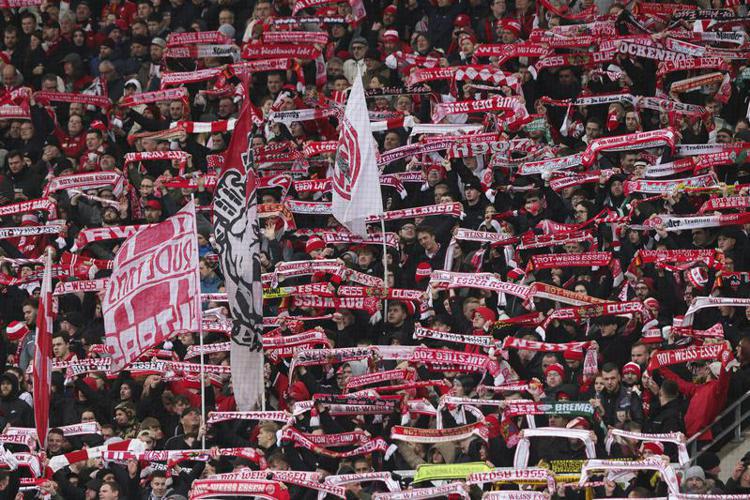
[333,117,362,200]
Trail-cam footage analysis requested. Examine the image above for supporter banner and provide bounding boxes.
[432,96,524,123]
[391,421,488,443]
[164,44,239,59]
[291,295,379,314]
[282,427,388,458]
[241,44,321,60]
[671,324,725,339]
[517,230,594,250]
[210,469,344,499]
[0,225,63,240]
[44,172,125,196]
[34,91,111,109]
[345,369,412,391]
[643,158,695,178]
[504,401,595,418]
[372,482,468,499]
[189,480,287,500]
[414,324,494,347]
[120,87,188,107]
[262,31,329,44]
[166,31,232,46]
[103,202,200,371]
[624,173,718,195]
[699,196,750,213]
[605,429,689,465]
[206,411,292,424]
[160,68,223,87]
[630,213,750,231]
[648,343,729,372]
[429,271,531,300]
[366,202,463,223]
[582,128,677,167]
[0,198,56,218]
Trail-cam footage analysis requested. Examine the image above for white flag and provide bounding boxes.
[332,69,384,236]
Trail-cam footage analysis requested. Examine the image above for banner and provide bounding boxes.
[212,77,265,411]
[103,202,200,371]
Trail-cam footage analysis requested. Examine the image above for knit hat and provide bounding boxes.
[644,297,660,310]
[696,452,720,471]
[544,363,565,378]
[563,349,584,362]
[473,306,496,324]
[305,237,325,254]
[497,18,521,36]
[382,29,399,42]
[415,262,432,283]
[641,441,664,455]
[6,321,29,341]
[684,466,706,482]
[454,13,471,27]
[383,4,397,15]
[622,362,642,377]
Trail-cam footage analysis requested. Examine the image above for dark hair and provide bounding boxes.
[7,149,23,161]
[52,332,70,343]
[48,428,64,437]
[661,379,679,399]
[101,480,120,494]
[601,362,618,374]
[415,225,435,237]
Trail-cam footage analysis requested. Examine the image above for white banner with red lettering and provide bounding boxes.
[103,202,200,371]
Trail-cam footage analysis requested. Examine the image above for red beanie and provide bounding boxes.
[415,262,432,283]
[544,363,565,378]
[454,13,471,27]
[305,237,325,254]
[641,441,664,455]
[622,362,642,377]
[474,306,496,324]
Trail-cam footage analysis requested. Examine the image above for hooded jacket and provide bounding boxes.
[0,374,32,427]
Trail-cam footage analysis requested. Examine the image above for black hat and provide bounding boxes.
[63,311,85,328]
[44,136,61,148]
[696,452,720,471]
[464,179,483,191]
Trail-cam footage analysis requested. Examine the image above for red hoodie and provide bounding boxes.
[658,363,731,441]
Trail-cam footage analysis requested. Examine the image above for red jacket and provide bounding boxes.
[658,364,731,441]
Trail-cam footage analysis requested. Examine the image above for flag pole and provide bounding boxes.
[190,196,206,449]
[381,216,388,315]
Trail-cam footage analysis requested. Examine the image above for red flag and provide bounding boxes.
[103,202,200,371]
[33,249,53,450]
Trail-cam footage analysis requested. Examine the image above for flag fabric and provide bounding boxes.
[332,68,384,237]
[33,249,53,450]
[212,76,265,410]
[103,201,200,371]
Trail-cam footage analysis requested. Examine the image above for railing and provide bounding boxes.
[685,389,750,464]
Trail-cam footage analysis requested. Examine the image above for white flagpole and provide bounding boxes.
[381,217,388,315]
[190,197,206,448]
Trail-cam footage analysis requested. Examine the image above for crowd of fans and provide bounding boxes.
[0,0,749,498]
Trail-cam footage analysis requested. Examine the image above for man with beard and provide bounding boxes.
[592,362,643,427]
